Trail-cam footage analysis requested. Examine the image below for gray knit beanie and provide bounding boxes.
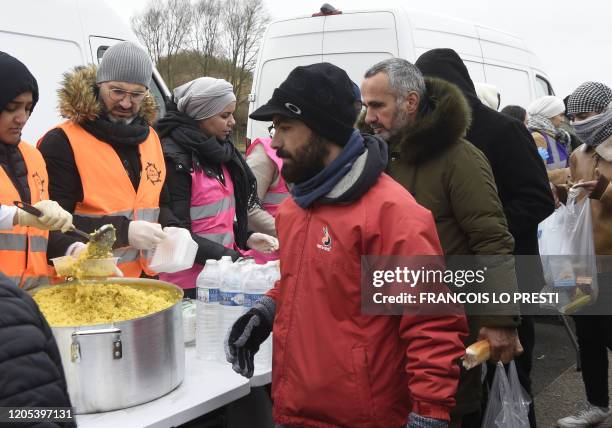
[96,41,153,88]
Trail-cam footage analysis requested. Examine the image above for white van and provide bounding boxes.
[0,0,170,144]
[246,5,556,142]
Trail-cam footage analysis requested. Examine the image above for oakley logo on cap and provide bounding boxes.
[285,103,302,115]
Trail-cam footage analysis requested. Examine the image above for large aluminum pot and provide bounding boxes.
[32,278,185,414]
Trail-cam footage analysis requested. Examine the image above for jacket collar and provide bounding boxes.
[388,77,472,164]
[595,135,612,162]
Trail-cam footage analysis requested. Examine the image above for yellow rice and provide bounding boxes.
[33,284,178,327]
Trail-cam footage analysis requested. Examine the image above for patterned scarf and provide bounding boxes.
[572,106,612,148]
[528,114,571,152]
[527,114,557,138]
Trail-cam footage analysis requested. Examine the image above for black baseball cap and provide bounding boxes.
[250,62,357,146]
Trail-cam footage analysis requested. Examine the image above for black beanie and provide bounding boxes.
[250,62,356,146]
[0,51,39,113]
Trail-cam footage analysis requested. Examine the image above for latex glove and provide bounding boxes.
[65,241,87,257]
[225,295,275,378]
[128,221,167,250]
[246,233,279,254]
[407,412,448,428]
[478,327,523,364]
[16,200,73,232]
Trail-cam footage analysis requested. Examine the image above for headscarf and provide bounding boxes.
[527,96,565,138]
[567,82,612,116]
[528,96,565,119]
[475,82,500,110]
[173,77,236,121]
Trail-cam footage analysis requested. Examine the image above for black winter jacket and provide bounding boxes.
[157,136,242,264]
[0,273,75,428]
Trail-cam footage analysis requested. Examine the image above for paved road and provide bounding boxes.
[532,316,612,427]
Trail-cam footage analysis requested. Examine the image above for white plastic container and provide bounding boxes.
[196,259,222,361]
[149,227,198,273]
[182,298,197,345]
[217,259,249,362]
[51,256,120,278]
[243,264,274,371]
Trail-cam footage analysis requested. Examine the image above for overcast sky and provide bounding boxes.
[106,0,611,98]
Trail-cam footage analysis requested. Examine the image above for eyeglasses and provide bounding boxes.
[108,87,148,103]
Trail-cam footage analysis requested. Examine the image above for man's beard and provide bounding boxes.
[373,107,411,141]
[388,107,411,140]
[277,134,329,184]
[108,115,135,125]
[101,103,136,125]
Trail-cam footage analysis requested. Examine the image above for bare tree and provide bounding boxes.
[190,0,222,76]
[130,0,166,66]
[131,0,193,87]
[222,0,270,114]
[161,0,193,87]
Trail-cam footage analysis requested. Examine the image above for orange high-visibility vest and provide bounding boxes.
[0,142,50,290]
[56,121,165,278]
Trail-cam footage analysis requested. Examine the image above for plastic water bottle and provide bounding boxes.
[196,259,222,361]
[265,260,280,284]
[217,259,249,362]
[243,264,274,371]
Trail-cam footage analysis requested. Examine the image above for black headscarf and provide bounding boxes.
[156,109,260,248]
[0,52,39,113]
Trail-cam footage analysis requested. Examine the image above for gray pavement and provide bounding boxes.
[535,362,612,427]
[532,317,612,427]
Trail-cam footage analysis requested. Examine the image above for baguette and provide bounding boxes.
[462,339,491,370]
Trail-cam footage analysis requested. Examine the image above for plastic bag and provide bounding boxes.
[482,362,531,428]
[538,188,597,313]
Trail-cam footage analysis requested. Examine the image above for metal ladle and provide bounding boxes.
[13,201,115,244]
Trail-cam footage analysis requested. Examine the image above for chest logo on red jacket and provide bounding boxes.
[32,172,45,199]
[316,226,332,252]
[145,162,162,185]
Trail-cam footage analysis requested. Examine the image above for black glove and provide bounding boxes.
[225,296,275,378]
[406,413,448,428]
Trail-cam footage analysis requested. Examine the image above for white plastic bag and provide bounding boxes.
[482,362,531,428]
[538,188,597,313]
[538,206,569,286]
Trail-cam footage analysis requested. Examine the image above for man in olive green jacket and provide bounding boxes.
[361,58,523,427]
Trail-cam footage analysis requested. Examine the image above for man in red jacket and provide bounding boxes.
[225,63,468,428]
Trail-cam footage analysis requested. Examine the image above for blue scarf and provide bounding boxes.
[292,131,365,209]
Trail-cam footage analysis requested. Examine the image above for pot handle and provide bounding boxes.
[71,327,122,363]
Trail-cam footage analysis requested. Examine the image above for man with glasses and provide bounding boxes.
[38,41,167,278]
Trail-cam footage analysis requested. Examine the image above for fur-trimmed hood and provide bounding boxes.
[390,77,472,164]
[57,65,157,124]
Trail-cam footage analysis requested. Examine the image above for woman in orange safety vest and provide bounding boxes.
[0,51,80,289]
